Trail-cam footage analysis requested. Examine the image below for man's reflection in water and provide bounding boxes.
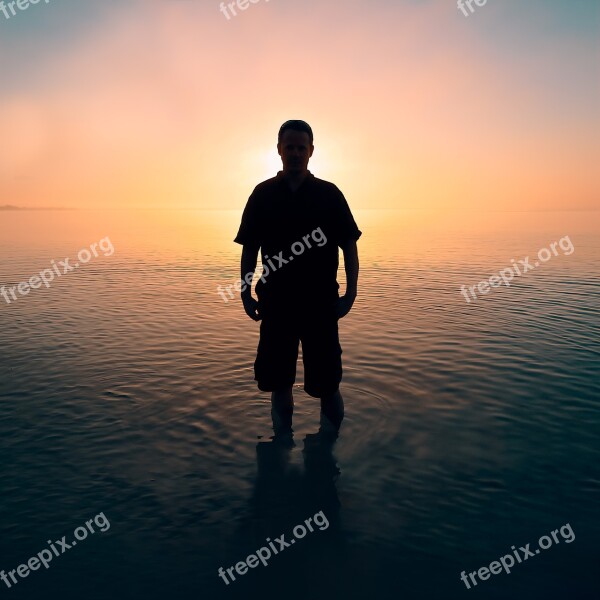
[231,412,348,599]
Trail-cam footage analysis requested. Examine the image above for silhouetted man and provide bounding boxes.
[234,120,361,434]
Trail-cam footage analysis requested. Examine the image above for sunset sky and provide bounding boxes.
[0,0,598,211]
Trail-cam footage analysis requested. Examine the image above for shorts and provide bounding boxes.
[254,299,342,398]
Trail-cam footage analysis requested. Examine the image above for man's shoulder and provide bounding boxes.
[310,175,342,196]
[251,176,281,196]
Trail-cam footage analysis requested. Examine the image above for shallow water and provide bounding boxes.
[0,209,598,600]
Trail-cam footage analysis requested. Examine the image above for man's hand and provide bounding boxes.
[335,292,357,319]
[242,294,261,321]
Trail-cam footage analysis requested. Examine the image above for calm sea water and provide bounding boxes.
[0,209,598,600]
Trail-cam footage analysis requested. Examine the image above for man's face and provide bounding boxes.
[277,129,314,174]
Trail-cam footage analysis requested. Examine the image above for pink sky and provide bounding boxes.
[0,0,598,211]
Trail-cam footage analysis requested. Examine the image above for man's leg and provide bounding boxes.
[254,302,299,434]
[301,301,343,429]
[320,388,344,430]
[271,386,294,434]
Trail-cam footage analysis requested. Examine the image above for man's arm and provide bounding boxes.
[241,243,261,321]
[336,239,359,319]
[342,239,359,296]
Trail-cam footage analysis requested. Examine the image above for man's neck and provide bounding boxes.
[282,170,309,192]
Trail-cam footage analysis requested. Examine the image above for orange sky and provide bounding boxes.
[0,0,598,211]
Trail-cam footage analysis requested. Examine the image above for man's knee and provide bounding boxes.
[271,386,293,406]
[273,385,293,392]
[320,388,339,401]
[272,385,293,395]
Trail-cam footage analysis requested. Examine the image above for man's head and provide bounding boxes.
[277,120,314,175]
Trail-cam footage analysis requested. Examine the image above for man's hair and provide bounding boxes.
[278,120,314,144]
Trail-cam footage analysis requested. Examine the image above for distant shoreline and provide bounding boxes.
[0,205,75,211]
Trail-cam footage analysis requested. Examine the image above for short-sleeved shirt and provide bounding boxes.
[234,171,361,305]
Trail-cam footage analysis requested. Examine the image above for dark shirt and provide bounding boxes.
[234,171,362,304]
